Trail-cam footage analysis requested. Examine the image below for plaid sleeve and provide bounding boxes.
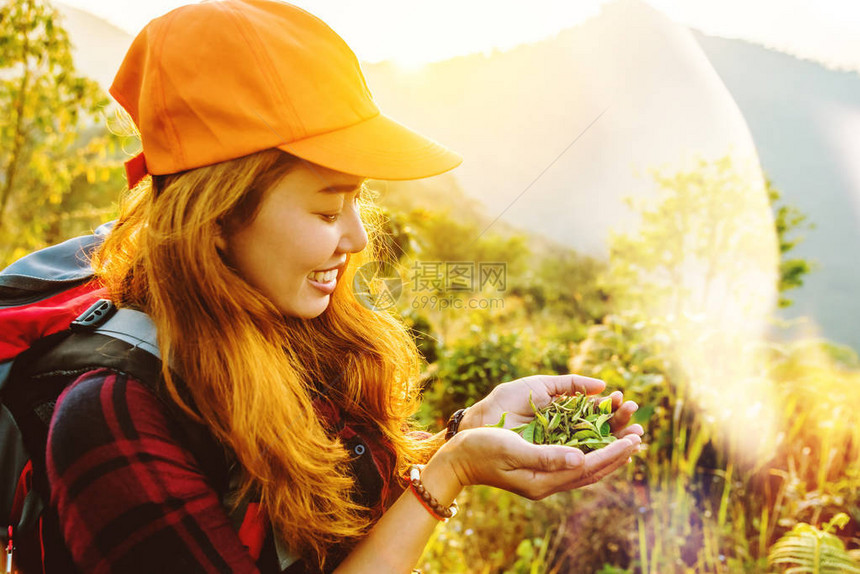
[46,369,261,574]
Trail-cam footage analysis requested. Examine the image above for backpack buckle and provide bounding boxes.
[71,298,117,331]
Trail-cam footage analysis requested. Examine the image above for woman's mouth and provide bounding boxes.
[307,267,339,294]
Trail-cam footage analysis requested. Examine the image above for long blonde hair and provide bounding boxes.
[91,149,438,568]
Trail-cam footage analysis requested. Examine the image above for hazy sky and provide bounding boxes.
[57,0,860,71]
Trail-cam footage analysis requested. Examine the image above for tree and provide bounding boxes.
[0,0,119,266]
[767,179,813,308]
[607,156,807,325]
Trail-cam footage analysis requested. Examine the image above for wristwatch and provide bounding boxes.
[445,407,468,440]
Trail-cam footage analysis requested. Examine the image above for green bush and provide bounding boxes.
[417,486,573,574]
[420,326,573,424]
[421,328,529,422]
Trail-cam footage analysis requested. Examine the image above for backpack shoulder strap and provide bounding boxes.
[95,308,161,358]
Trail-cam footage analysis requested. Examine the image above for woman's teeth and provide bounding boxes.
[308,269,338,283]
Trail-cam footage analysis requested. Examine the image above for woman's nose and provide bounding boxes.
[338,208,368,254]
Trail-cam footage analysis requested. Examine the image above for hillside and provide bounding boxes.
[695,32,860,351]
[363,0,764,254]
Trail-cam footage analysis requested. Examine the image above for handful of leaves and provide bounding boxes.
[490,393,617,453]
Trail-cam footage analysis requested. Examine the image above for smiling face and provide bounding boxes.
[223,161,368,319]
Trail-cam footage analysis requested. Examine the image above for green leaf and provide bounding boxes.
[521,421,536,443]
[528,391,538,414]
[594,413,613,435]
[599,396,613,414]
[575,438,614,453]
[559,396,577,410]
[487,412,507,428]
[825,513,851,534]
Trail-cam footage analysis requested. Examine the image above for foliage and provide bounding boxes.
[417,323,574,425]
[565,156,851,573]
[416,486,573,574]
[490,393,618,452]
[768,179,814,308]
[0,0,122,266]
[565,316,860,573]
[768,513,860,573]
[407,207,530,278]
[514,247,609,326]
[420,328,529,422]
[762,341,860,529]
[572,314,737,572]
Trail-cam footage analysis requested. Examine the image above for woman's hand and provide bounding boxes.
[336,398,643,574]
[460,374,644,440]
[435,426,641,500]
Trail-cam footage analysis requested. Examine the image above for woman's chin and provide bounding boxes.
[280,294,332,320]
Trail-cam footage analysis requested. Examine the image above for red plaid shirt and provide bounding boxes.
[46,369,400,573]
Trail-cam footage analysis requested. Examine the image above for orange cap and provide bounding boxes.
[110,0,462,188]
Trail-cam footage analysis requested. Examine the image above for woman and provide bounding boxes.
[46,1,644,572]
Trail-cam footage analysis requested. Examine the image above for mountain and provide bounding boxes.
[694,33,860,351]
[363,0,765,254]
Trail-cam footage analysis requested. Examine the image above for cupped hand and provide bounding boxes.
[461,374,644,441]
[438,426,641,500]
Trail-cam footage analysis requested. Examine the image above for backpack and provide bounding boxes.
[0,223,231,573]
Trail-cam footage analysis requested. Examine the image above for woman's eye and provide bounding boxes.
[320,213,340,223]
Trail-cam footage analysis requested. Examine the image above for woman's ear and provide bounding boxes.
[214,230,228,253]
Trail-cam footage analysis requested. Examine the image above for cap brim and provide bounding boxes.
[277,112,462,181]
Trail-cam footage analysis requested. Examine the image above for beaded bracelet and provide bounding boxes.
[408,464,459,522]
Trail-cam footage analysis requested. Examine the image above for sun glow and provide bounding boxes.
[301,0,608,67]
[609,154,783,461]
[58,0,860,72]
